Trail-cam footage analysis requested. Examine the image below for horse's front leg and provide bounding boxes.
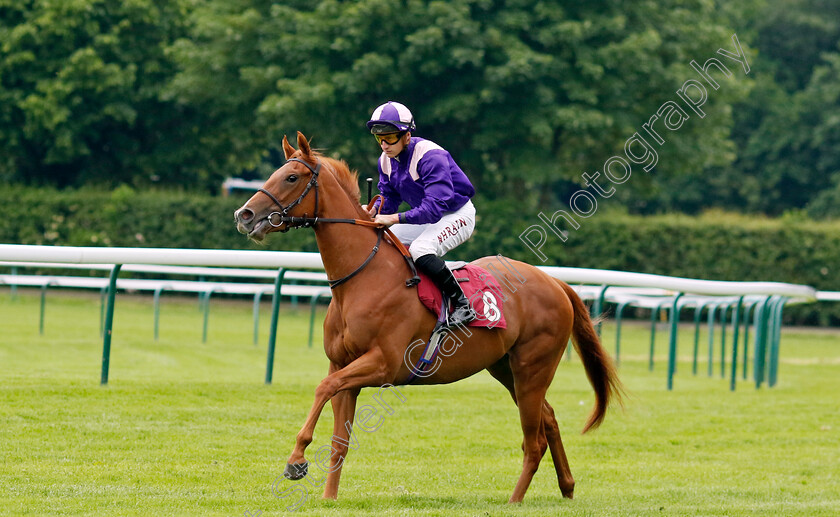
[322,384,360,499]
[284,347,388,480]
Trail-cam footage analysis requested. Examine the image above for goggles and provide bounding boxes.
[373,132,405,145]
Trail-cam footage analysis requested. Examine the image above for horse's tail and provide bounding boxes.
[557,280,624,433]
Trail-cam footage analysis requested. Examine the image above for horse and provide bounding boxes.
[233,132,623,503]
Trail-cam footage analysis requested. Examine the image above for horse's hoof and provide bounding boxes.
[283,461,309,480]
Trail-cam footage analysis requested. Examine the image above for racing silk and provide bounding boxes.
[376,137,475,225]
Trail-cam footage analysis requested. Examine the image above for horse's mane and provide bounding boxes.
[307,150,361,205]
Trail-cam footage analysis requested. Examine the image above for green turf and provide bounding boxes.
[1,289,838,516]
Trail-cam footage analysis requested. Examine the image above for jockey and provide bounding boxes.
[363,101,478,328]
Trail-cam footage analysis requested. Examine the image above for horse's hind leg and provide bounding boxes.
[487,357,534,450]
[488,356,575,500]
[542,400,575,498]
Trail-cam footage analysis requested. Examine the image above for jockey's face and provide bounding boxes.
[379,131,410,158]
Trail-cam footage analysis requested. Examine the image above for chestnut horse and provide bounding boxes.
[234,132,622,503]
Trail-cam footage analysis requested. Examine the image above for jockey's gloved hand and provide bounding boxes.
[361,204,376,218]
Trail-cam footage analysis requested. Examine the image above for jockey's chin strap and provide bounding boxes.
[256,157,420,289]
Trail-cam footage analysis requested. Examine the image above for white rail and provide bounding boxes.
[0,245,826,390]
[538,266,817,301]
[0,244,323,269]
[0,245,819,301]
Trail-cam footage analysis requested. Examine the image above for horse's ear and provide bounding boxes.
[296,131,311,158]
[282,135,295,159]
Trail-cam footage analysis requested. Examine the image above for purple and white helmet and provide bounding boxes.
[366,101,416,134]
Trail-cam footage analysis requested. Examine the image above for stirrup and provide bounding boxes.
[446,303,476,328]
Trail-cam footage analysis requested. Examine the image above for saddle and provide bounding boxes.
[416,263,507,330]
[402,263,507,385]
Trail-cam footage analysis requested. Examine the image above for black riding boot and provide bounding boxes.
[415,254,476,327]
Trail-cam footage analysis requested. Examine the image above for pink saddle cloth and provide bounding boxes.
[416,264,507,329]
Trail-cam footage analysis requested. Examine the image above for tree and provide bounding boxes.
[166,0,758,205]
[0,0,200,188]
[804,51,840,219]
[682,0,840,216]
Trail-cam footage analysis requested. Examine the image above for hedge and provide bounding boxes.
[1,185,838,325]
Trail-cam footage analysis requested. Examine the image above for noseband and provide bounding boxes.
[254,157,420,289]
[257,157,321,231]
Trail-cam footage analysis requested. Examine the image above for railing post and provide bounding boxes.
[649,303,660,371]
[308,291,331,349]
[666,293,684,391]
[99,286,108,337]
[10,265,17,300]
[289,278,299,312]
[768,297,787,387]
[201,287,221,344]
[719,303,730,379]
[153,285,170,342]
[649,299,670,371]
[252,290,268,346]
[100,264,122,385]
[39,281,52,335]
[614,301,629,366]
[265,268,287,384]
[753,296,772,388]
[593,284,609,336]
[729,296,744,391]
[742,299,758,380]
[692,301,709,375]
[707,303,719,377]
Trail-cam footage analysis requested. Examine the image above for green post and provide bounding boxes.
[768,297,786,388]
[707,303,719,377]
[201,288,220,344]
[10,266,17,300]
[39,283,51,335]
[648,303,661,371]
[753,296,772,388]
[252,291,268,346]
[100,264,122,385]
[593,285,608,337]
[307,291,331,349]
[666,293,684,391]
[153,285,169,341]
[692,301,709,375]
[729,296,744,391]
[719,303,729,379]
[742,300,757,380]
[99,286,107,338]
[289,278,299,312]
[265,268,287,384]
[614,301,629,366]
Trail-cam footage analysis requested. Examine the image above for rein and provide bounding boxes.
[256,157,420,289]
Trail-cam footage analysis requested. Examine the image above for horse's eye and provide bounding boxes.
[287,175,298,183]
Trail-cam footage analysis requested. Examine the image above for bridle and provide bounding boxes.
[258,157,321,230]
[254,157,420,289]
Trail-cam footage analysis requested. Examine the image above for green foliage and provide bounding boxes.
[0,184,317,251]
[623,0,840,216]
[0,0,202,188]
[165,0,758,201]
[753,0,840,93]
[1,0,838,217]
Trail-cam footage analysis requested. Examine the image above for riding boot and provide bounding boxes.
[415,254,477,327]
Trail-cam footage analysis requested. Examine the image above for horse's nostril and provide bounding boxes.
[237,208,254,222]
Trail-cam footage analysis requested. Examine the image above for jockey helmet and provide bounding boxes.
[367,101,416,134]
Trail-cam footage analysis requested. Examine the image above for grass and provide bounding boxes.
[1,289,839,516]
